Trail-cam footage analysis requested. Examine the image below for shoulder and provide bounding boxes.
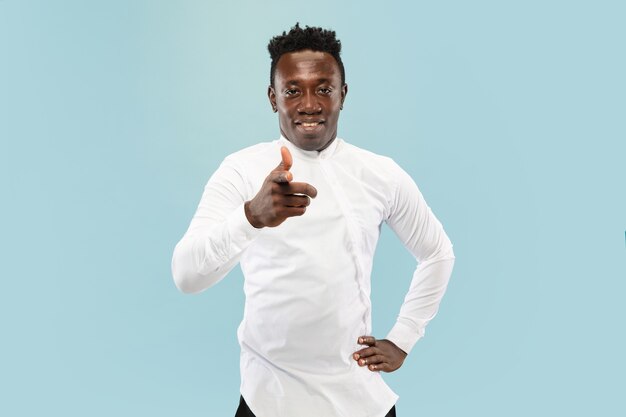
[337,140,422,209]
[224,140,280,163]
[336,140,406,178]
[217,140,282,175]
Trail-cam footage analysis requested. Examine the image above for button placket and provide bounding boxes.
[318,160,372,334]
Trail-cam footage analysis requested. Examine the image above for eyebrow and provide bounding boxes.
[285,78,334,86]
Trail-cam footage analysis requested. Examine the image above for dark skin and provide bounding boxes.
[245,50,407,372]
[353,336,407,373]
[269,49,346,152]
[244,145,317,228]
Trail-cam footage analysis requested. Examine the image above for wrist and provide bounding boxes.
[244,201,264,229]
[382,339,407,356]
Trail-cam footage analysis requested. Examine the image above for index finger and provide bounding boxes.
[282,182,318,198]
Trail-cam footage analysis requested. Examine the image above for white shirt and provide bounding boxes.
[172,136,455,417]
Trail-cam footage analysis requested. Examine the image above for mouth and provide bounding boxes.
[295,120,325,133]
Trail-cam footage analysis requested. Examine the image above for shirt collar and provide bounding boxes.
[278,135,341,160]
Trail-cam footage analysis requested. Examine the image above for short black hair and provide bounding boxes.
[267,23,345,87]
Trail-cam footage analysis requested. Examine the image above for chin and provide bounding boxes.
[301,140,326,151]
[296,135,334,151]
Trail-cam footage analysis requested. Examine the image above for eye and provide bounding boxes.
[318,87,333,95]
[284,88,300,96]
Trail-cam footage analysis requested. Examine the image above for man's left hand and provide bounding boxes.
[352,336,407,372]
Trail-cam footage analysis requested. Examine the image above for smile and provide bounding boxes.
[295,120,325,132]
[296,122,325,132]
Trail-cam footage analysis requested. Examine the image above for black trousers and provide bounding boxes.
[235,395,397,417]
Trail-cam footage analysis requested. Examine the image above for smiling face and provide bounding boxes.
[268,50,348,152]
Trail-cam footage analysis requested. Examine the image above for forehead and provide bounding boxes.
[275,50,341,85]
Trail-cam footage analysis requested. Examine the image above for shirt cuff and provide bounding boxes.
[224,203,263,255]
[385,319,423,355]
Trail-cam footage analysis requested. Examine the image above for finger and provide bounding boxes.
[368,362,391,372]
[353,347,379,360]
[282,182,318,198]
[280,206,307,217]
[357,355,385,367]
[357,336,376,346]
[281,195,311,208]
[269,147,294,183]
[277,146,292,171]
[269,170,293,184]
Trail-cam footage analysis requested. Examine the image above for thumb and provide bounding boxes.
[277,146,293,171]
[270,146,293,183]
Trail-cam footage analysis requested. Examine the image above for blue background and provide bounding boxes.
[1,1,624,416]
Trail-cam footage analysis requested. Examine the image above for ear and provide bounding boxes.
[340,83,348,109]
[268,85,277,112]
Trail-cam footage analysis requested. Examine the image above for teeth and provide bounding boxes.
[301,122,320,127]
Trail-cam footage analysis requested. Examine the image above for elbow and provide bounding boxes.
[171,247,204,295]
[171,238,232,294]
[443,236,455,261]
[171,252,221,295]
[432,240,455,262]
[173,272,203,294]
[173,267,223,295]
[445,232,455,252]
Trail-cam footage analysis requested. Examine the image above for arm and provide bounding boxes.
[171,157,260,294]
[353,161,455,371]
[384,162,455,353]
[171,147,318,294]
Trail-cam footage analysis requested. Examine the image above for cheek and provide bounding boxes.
[277,102,294,114]
[278,112,293,127]
[327,99,342,112]
[327,107,342,120]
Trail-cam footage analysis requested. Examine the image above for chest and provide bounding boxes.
[246,158,391,253]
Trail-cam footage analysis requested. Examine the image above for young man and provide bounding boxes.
[172,23,455,417]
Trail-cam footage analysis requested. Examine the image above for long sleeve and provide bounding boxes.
[171,157,261,294]
[384,162,455,354]
[173,138,450,416]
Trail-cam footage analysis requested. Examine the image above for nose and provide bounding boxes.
[297,90,322,114]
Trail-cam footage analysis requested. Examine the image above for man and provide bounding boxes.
[172,23,455,417]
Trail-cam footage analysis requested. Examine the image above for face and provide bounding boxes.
[268,50,348,152]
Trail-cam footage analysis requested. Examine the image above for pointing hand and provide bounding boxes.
[244,146,318,228]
